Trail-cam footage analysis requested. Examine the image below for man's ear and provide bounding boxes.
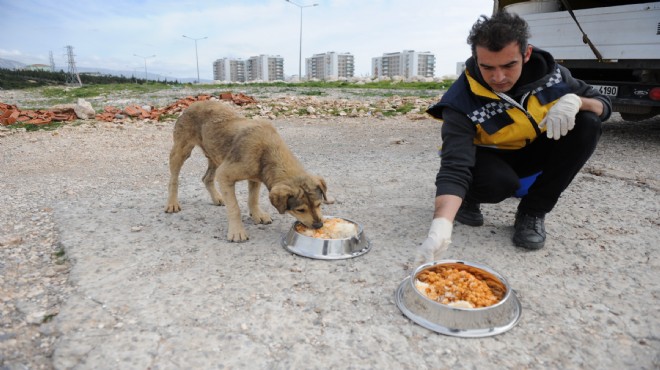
[269,184,293,214]
[523,44,533,63]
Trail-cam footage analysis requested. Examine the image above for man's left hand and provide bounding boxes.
[539,93,582,140]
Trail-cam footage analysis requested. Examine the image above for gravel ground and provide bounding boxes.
[0,87,658,369]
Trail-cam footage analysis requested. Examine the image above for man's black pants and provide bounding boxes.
[465,111,603,217]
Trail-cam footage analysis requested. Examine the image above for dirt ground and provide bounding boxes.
[0,88,658,369]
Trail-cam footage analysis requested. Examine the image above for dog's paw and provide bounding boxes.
[164,203,181,213]
[227,227,249,242]
[211,197,225,206]
[250,212,272,225]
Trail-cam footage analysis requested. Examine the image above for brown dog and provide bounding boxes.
[165,100,329,242]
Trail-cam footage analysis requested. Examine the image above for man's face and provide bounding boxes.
[475,41,532,93]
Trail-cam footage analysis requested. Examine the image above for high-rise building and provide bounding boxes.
[213,58,246,82]
[456,61,467,76]
[213,55,283,82]
[305,52,355,80]
[246,55,284,82]
[371,50,435,79]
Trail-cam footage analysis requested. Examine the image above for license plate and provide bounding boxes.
[591,84,618,97]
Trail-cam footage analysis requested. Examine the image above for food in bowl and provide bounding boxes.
[415,265,502,308]
[295,217,358,239]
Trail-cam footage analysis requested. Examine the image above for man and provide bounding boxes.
[415,11,611,264]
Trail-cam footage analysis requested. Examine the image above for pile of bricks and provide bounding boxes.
[0,92,257,126]
[0,103,77,125]
[218,92,257,106]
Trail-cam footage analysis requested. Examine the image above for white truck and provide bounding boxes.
[496,0,660,120]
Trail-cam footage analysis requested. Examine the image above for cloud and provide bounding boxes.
[1,0,493,80]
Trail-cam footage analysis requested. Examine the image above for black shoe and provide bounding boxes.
[455,201,484,227]
[513,211,546,250]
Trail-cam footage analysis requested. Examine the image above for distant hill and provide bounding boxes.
[75,67,207,83]
[0,57,208,83]
[0,58,26,70]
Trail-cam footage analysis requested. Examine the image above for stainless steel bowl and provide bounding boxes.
[281,216,371,260]
[395,260,521,337]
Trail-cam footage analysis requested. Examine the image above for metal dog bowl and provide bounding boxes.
[281,216,371,260]
[395,260,521,337]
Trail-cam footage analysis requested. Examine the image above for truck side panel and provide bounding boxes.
[502,1,660,119]
[522,2,660,60]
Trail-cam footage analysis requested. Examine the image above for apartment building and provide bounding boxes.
[305,52,355,80]
[371,50,435,79]
[213,55,284,82]
[213,58,246,82]
[245,55,284,82]
[456,61,466,76]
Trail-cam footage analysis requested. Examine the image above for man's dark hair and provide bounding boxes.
[467,11,530,57]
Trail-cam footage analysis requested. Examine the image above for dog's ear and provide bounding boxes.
[314,176,330,203]
[270,184,295,214]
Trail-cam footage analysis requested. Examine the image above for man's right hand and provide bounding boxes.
[414,218,453,266]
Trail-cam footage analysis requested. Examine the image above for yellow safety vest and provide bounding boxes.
[429,67,572,150]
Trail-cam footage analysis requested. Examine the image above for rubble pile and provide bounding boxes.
[1,91,435,126]
[246,95,435,120]
[0,92,257,126]
[96,94,209,122]
[95,92,258,122]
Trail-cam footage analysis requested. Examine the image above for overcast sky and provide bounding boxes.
[1,0,495,81]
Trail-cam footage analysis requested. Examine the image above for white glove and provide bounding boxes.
[539,93,582,140]
[414,218,453,266]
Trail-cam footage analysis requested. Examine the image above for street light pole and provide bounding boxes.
[285,0,318,81]
[133,54,155,81]
[182,35,208,83]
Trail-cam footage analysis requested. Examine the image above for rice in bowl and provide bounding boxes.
[295,217,358,239]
